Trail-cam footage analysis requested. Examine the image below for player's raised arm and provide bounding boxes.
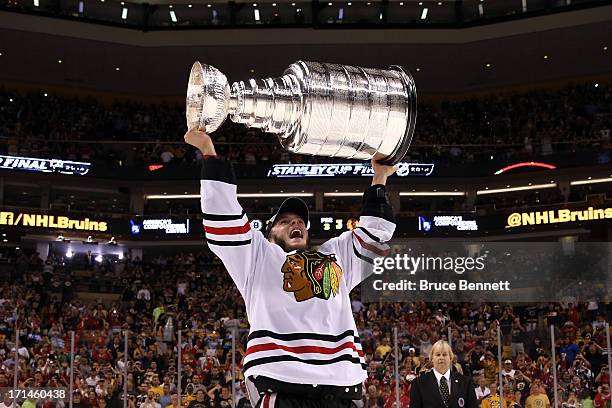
[319,158,397,290]
[184,128,261,297]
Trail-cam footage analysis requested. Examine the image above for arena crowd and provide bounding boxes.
[0,250,611,407]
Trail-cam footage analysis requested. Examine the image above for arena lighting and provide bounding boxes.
[570,177,612,186]
[399,192,465,197]
[494,161,556,175]
[324,192,362,197]
[146,192,313,199]
[476,183,557,195]
[420,8,428,19]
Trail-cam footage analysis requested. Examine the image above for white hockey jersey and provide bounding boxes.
[200,158,395,386]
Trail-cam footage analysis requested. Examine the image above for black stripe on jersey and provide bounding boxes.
[248,329,361,344]
[202,210,246,221]
[206,238,252,247]
[352,242,374,265]
[243,354,367,372]
[201,158,237,184]
[356,227,382,243]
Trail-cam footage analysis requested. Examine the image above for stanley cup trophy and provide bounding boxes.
[186,61,416,165]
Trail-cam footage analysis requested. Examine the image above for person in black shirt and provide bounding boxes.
[584,341,606,374]
[513,370,531,405]
[208,384,232,408]
[71,393,89,408]
[188,390,211,408]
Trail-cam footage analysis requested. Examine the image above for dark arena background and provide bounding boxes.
[0,0,612,406]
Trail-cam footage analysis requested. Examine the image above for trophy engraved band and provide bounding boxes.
[186,60,417,165]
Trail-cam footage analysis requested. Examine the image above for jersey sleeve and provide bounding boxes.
[200,158,264,297]
[319,184,396,291]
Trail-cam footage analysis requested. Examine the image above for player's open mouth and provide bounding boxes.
[289,229,303,239]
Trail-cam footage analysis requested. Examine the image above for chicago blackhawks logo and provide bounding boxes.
[281,250,343,302]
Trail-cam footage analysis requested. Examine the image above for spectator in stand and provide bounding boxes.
[502,360,516,380]
[482,381,509,408]
[0,395,16,408]
[525,385,551,408]
[595,384,611,408]
[475,376,491,402]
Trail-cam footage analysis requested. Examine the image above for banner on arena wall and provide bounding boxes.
[127,218,264,236]
[129,218,190,235]
[267,162,434,178]
[0,155,91,176]
[418,215,479,232]
[505,207,612,229]
[0,211,107,231]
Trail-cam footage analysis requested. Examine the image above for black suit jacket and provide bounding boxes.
[410,370,478,408]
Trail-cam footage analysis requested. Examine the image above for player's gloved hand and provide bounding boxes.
[184,128,217,156]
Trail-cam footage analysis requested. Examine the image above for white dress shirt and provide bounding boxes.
[475,386,491,400]
[433,368,451,394]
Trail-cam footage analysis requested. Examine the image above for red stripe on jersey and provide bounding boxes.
[245,341,364,358]
[204,221,251,235]
[263,394,271,408]
[353,231,390,256]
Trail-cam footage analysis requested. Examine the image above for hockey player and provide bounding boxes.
[185,128,396,407]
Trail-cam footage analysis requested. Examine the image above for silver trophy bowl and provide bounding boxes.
[186,61,416,165]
